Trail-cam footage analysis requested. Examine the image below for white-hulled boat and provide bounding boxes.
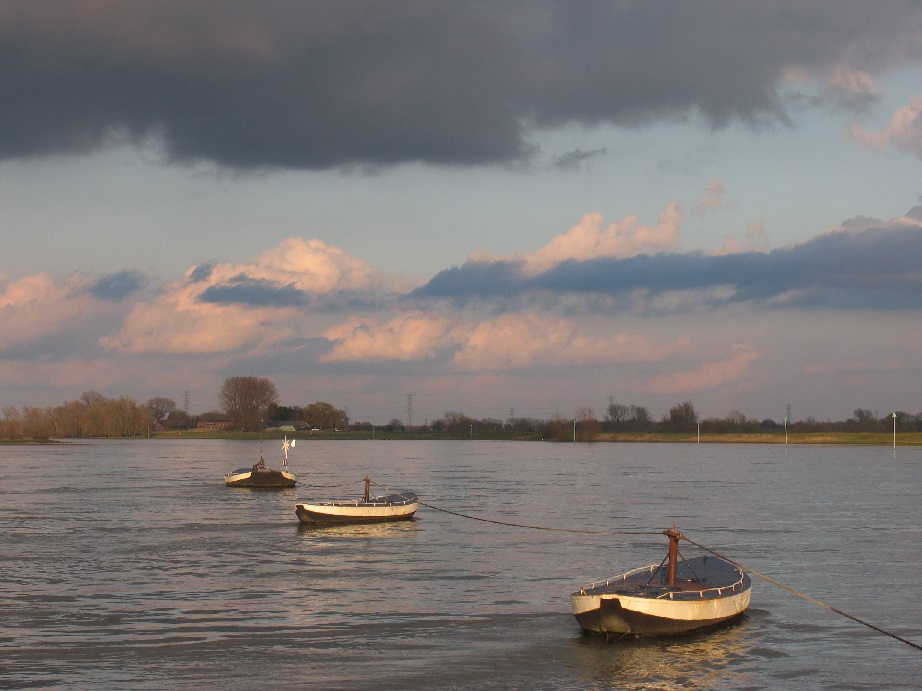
[571,527,751,637]
[224,437,297,488]
[295,477,418,524]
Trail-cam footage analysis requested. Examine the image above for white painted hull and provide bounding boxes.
[571,555,751,636]
[295,492,418,524]
[224,469,297,487]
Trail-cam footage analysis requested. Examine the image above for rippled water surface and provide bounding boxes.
[2,440,920,689]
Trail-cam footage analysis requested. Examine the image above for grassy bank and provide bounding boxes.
[5,430,919,445]
[143,429,921,445]
[594,431,922,445]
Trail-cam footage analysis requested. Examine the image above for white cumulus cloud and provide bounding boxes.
[468,202,683,276]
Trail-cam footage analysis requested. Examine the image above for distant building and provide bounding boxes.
[197,420,233,430]
[268,421,309,431]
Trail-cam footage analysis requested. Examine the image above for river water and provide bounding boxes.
[1,439,920,689]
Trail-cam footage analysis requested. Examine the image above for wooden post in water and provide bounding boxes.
[364,476,371,503]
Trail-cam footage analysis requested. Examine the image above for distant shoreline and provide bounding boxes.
[6,430,918,446]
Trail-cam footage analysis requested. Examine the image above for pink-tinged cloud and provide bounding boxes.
[101,237,399,354]
[824,66,880,106]
[0,272,114,350]
[645,343,762,394]
[693,179,734,216]
[847,94,922,158]
[0,358,117,398]
[321,313,455,362]
[785,64,881,110]
[451,313,689,371]
[99,298,297,354]
[468,202,683,276]
[712,220,770,256]
[319,311,690,371]
[244,238,407,294]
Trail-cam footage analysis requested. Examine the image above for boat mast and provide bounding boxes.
[282,436,294,470]
[665,526,682,587]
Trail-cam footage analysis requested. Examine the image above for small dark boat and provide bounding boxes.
[224,437,297,488]
[570,527,751,637]
[295,477,418,524]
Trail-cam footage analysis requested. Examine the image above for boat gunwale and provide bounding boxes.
[576,558,748,601]
[296,490,418,509]
[296,497,418,509]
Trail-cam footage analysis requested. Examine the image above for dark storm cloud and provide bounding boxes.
[200,279,307,307]
[198,276,396,310]
[2,1,921,169]
[552,148,607,170]
[189,262,217,283]
[89,271,146,301]
[412,224,922,312]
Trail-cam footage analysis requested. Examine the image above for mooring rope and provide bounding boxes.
[680,534,922,652]
[419,499,661,535]
[369,478,661,535]
[368,476,921,652]
[297,479,360,490]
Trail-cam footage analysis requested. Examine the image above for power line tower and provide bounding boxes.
[183,390,190,414]
[406,393,413,428]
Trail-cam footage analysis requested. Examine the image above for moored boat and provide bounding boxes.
[224,437,297,488]
[570,527,751,637]
[295,476,418,524]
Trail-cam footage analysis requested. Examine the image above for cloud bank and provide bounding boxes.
[3,2,922,170]
[416,211,922,312]
[2,204,921,418]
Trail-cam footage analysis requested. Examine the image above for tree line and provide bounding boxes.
[2,378,919,441]
[0,376,347,440]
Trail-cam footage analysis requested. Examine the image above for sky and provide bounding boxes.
[2,1,922,425]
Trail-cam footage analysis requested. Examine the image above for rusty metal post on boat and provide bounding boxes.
[664,526,682,587]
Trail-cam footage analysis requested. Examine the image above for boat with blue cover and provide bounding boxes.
[571,527,752,637]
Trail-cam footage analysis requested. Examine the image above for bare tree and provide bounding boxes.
[303,401,347,430]
[219,376,279,431]
[606,403,630,423]
[146,397,177,424]
[667,401,698,433]
[576,406,599,441]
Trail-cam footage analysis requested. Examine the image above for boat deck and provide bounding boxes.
[307,492,418,508]
[578,555,749,601]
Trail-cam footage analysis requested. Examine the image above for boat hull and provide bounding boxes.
[571,555,751,637]
[224,469,297,488]
[295,493,418,524]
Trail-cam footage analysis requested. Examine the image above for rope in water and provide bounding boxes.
[679,534,922,652]
[368,479,921,652]
[419,499,661,535]
[297,479,360,490]
[368,478,661,535]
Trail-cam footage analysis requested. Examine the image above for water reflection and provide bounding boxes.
[573,615,756,690]
[296,518,420,539]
